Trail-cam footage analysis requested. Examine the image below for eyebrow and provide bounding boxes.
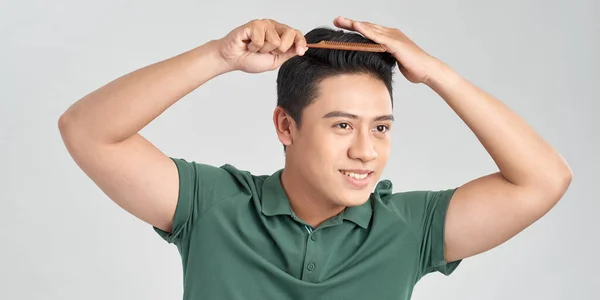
[322,111,395,122]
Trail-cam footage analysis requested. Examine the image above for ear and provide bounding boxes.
[273,106,295,147]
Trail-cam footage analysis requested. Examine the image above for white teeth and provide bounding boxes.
[341,171,369,179]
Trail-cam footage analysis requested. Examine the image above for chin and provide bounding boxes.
[317,170,378,207]
[335,190,373,207]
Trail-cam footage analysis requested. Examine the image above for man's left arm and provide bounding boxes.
[332,16,573,263]
[425,61,572,262]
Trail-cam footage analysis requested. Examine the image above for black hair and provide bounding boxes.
[276,27,397,151]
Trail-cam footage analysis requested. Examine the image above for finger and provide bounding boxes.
[276,28,296,54]
[246,23,266,52]
[333,16,355,31]
[334,16,385,41]
[259,26,282,53]
[276,47,301,66]
[352,21,386,43]
[270,19,291,35]
[333,16,383,31]
[270,20,307,56]
[360,21,386,31]
[293,30,307,55]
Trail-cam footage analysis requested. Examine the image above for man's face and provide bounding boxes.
[287,73,393,208]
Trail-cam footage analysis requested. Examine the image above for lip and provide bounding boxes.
[339,169,372,174]
[339,170,373,189]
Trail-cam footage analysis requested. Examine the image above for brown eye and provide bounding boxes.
[375,125,389,133]
[335,123,350,129]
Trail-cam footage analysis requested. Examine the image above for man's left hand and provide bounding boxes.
[333,16,440,84]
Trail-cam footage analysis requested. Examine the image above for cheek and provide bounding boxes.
[307,129,348,164]
[321,132,350,154]
[376,139,391,159]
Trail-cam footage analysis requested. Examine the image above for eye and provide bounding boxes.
[374,125,389,133]
[335,122,351,130]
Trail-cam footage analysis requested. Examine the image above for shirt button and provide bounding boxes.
[310,234,317,241]
[307,262,316,271]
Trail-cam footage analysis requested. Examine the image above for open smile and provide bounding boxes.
[339,169,373,189]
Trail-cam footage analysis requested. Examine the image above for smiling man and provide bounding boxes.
[58,17,573,300]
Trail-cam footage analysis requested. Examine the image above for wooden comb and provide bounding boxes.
[306,41,386,52]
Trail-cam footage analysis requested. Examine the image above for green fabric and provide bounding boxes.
[154,157,462,299]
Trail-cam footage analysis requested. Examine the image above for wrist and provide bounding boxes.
[423,58,460,90]
[190,39,236,78]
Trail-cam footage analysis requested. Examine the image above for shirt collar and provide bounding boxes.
[261,169,293,216]
[261,169,390,230]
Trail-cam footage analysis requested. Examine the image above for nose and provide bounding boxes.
[348,130,378,162]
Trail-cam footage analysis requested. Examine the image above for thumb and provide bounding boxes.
[272,47,301,68]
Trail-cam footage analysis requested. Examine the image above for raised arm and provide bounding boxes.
[333,16,572,262]
[58,19,307,232]
[425,60,572,261]
[58,41,230,232]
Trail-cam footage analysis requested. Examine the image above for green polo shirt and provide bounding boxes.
[154,158,461,299]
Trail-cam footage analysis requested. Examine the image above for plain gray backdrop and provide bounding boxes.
[1,0,598,299]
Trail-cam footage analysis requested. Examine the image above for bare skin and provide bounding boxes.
[58,19,308,232]
[274,73,393,228]
[331,16,572,262]
[59,16,572,267]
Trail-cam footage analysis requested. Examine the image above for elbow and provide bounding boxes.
[58,112,76,153]
[57,112,70,135]
[556,165,573,193]
[540,163,573,200]
[522,166,572,217]
[58,111,77,141]
[552,157,573,191]
[58,110,86,149]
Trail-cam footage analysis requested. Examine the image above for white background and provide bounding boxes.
[1,0,598,299]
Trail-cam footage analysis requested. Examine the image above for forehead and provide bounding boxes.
[306,73,393,117]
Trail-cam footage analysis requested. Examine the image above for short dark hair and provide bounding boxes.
[276,27,397,151]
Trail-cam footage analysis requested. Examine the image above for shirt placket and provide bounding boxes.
[301,224,320,282]
[300,215,342,282]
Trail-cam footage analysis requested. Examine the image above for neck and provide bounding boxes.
[280,164,345,228]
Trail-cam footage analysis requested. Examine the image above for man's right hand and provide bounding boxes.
[215,19,308,73]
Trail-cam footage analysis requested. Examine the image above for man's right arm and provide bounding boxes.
[58,40,232,233]
[58,19,306,234]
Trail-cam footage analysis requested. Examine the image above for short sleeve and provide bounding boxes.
[153,157,241,245]
[396,188,462,279]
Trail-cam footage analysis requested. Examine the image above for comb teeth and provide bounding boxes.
[306,41,386,52]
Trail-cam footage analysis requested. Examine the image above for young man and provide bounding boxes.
[58,17,572,299]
